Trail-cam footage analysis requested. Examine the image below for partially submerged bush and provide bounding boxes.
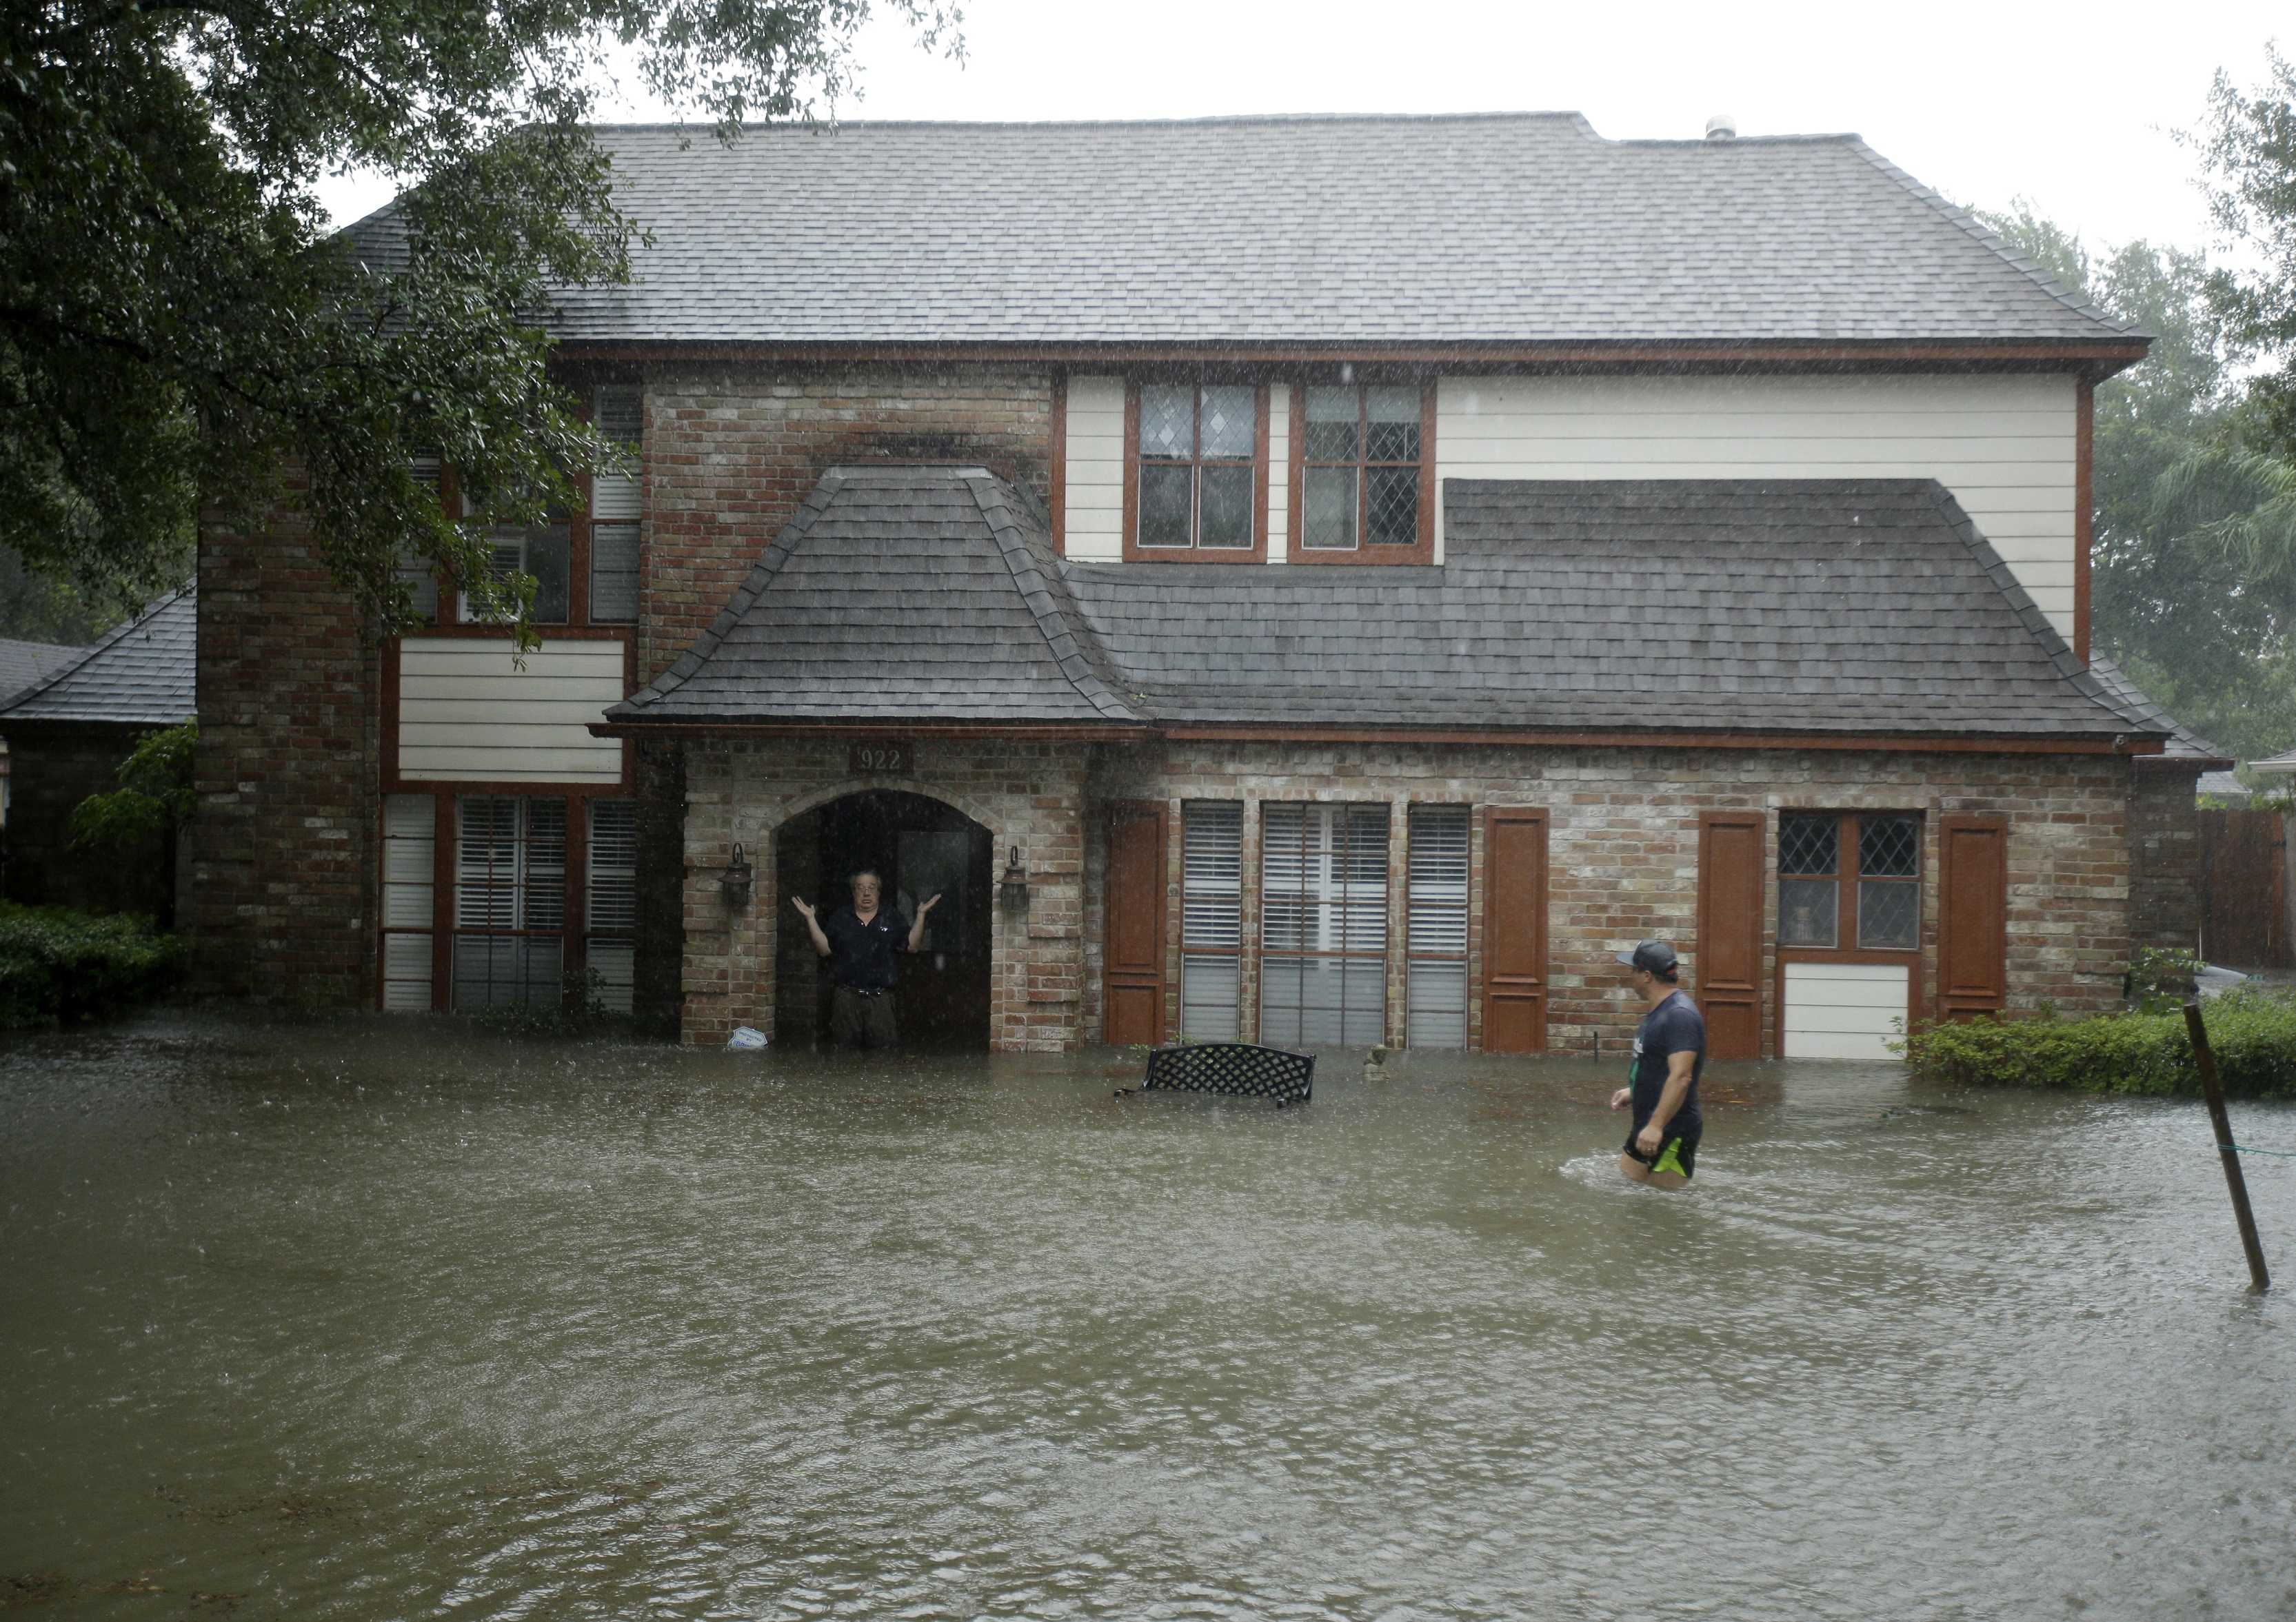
[0,903,183,1028]
[1900,988,2296,1099]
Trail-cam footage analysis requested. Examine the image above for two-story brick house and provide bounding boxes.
[192,112,2219,1056]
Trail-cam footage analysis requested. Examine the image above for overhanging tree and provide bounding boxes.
[0,0,958,639]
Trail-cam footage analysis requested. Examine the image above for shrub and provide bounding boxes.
[1900,988,2296,1099]
[0,903,184,1028]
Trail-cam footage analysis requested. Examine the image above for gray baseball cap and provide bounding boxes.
[1614,940,1679,976]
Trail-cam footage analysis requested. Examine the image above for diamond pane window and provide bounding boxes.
[1860,816,1920,878]
[1367,469,1419,547]
[1298,382,1427,558]
[1780,814,1837,876]
[1781,813,1922,956]
[1140,385,1194,459]
[1859,880,1920,949]
[1133,383,1260,553]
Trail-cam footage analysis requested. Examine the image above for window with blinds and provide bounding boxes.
[1406,804,1470,1048]
[1260,803,1389,1047]
[379,794,436,1011]
[585,800,637,1015]
[1180,801,1242,1040]
[452,796,567,1008]
[590,384,641,623]
[392,456,442,623]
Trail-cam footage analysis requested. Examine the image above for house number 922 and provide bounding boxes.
[849,742,910,774]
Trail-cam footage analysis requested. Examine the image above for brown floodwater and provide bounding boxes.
[3,1013,2293,1620]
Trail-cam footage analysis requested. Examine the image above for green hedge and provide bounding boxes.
[1900,989,2296,1099]
[0,903,184,1028]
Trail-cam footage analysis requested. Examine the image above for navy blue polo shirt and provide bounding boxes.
[1629,989,1706,1139]
[823,904,911,991]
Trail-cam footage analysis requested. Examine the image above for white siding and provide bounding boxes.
[1064,374,1126,561]
[1265,382,1290,563]
[1436,374,2080,636]
[397,638,625,784]
[1782,961,1911,1061]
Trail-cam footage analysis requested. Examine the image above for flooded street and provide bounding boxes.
[3,1015,2293,1621]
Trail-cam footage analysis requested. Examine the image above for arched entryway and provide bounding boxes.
[772,789,996,1049]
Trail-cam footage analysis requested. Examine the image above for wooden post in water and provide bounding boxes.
[2182,997,2272,1293]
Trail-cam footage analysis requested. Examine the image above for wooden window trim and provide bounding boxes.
[1287,381,1437,566]
[1778,810,1924,957]
[1120,380,1270,564]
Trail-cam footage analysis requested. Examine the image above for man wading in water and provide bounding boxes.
[1609,940,1705,1188]
[790,869,940,1051]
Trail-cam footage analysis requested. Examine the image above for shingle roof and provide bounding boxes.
[0,587,196,727]
[607,468,1135,726]
[607,470,2164,743]
[2086,655,2235,768]
[343,114,2137,347]
[0,638,84,709]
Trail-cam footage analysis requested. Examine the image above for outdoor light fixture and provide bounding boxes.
[721,842,754,909]
[998,845,1030,912]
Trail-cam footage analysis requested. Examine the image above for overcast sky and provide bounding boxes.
[321,0,2285,263]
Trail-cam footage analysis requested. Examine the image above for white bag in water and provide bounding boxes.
[726,1026,769,1051]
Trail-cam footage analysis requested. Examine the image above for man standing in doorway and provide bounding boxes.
[1609,940,1704,1188]
[791,869,940,1050]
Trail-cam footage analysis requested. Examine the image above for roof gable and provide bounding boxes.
[345,114,2137,349]
[609,467,1137,727]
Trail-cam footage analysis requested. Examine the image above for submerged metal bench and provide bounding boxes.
[1115,1042,1315,1108]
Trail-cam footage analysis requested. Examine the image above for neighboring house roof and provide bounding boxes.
[606,469,2166,743]
[0,638,85,709]
[341,114,2139,348]
[2086,655,2239,774]
[0,587,197,728]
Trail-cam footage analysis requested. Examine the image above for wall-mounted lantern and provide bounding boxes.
[998,845,1030,912]
[721,842,754,909]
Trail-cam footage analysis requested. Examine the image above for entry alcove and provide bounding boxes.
[772,789,994,1049]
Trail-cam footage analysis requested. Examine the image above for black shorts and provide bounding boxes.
[1623,1126,1699,1179]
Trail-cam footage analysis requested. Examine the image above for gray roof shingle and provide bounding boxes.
[0,638,85,709]
[609,470,2166,744]
[607,468,1136,726]
[343,114,2137,347]
[0,587,196,727]
[2085,654,2235,767]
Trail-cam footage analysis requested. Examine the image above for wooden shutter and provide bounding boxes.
[1697,810,1766,1060]
[1103,801,1168,1045]
[1937,815,2008,1019]
[1481,807,1549,1053]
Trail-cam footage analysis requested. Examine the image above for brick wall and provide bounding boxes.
[680,736,1089,1050]
[636,365,1055,682]
[0,727,177,920]
[2126,763,2206,962]
[189,497,381,1005]
[1085,739,2132,1056]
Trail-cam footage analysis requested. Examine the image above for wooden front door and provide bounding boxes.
[1697,811,1765,1060]
[1937,814,2008,1019]
[1102,800,1168,1044]
[1481,807,1549,1053]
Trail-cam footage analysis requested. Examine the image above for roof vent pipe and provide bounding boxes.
[1705,113,1736,142]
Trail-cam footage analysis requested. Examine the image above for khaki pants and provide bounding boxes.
[830,986,900,1050]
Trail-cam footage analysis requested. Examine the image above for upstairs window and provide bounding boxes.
[589,384,641,624]
[1127,382,1265,560]
[460,523,571,625]
[1295,382,1434,563]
